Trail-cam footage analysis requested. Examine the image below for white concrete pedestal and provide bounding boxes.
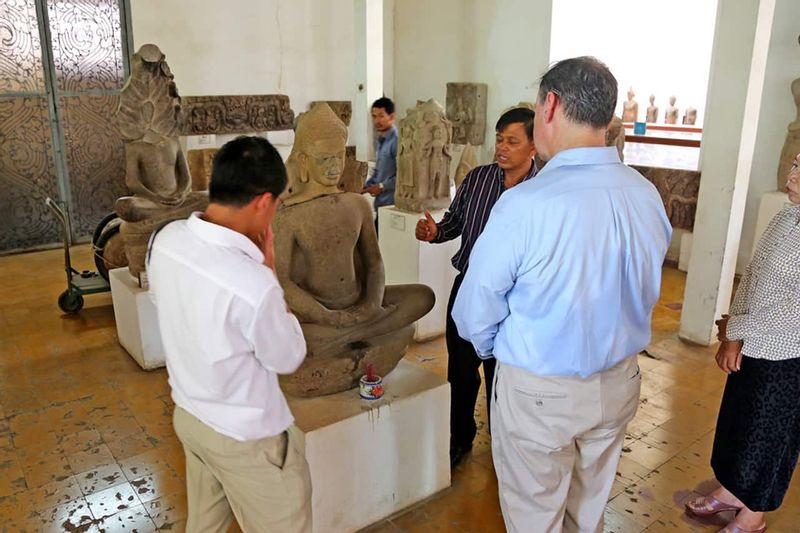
[752,191,791,258]
[377,206,460,341]
[678,231,693,272]
[109,268,165,370]
[288,360,450,533]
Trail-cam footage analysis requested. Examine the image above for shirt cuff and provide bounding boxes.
[725,315,746,341]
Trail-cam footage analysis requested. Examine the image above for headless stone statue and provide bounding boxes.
[273,104,435,397]
[778,78,800,189]
[395,99,453,212]
[665,95,679,125]
[646,95,658,123]
[114,44,207,278]
[621,87,639,122]
[682,107,697,125]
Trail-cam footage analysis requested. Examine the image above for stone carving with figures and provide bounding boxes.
[646,94,658,123]
[665,95,679,125]
[446,83,487,145]
[272,103,434,397]
[395,99,453,213]
[180,95,294,135]
[633,164,700,230]
[310,100,352,126]
[114,43,207,279]
[778,47,800,190]
[621,87,638,122]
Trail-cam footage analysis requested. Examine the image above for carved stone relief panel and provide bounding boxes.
[180,95,295,135]
[311,101,352,126]
[632,165,700,230]
[446,83,488,145]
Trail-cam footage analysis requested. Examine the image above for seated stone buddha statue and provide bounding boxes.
[273,103,435,397]
[114,44,207,278]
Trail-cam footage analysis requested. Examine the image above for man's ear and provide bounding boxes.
[255,191,275,211]
[544,92,558,123]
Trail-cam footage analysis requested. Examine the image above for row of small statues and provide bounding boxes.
[622,88,697,125]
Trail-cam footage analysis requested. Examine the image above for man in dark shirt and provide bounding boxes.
[415,108,537,468]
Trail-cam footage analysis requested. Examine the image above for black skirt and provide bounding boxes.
[710,355,800,512]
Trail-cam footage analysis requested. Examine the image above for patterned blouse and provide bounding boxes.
[727,204,800,360]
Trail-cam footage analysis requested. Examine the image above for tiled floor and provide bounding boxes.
[0,246,798,532]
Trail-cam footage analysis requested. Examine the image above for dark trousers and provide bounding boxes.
[447,271,496,449]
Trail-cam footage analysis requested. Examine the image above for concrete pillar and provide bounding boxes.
[679,0,775,345]
[353,0,384,161]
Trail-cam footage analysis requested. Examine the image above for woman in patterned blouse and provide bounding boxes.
[685,153,800,533]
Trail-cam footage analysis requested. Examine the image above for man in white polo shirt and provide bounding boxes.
[148,136,311,532]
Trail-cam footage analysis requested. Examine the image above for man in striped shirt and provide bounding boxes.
[415,108,538,468]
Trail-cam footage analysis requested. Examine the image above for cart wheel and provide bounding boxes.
[58,290,84,314]
[92,211,119,246]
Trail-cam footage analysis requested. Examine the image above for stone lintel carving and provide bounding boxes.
[180,95,294,135]
[395,98,453,213]
[311,100,352,126]
[446,82,487,145]
[632,164,700,231]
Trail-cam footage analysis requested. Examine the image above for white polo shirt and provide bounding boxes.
[148,213,306,441]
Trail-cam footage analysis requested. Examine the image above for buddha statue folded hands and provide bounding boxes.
[273,103,435,397]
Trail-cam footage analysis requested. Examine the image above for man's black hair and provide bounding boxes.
[537,56,617,129]
[496,108,535,141]
[209,136,287,206]
[371,96,395,115]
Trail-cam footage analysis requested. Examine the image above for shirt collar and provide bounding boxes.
[538,146,621,175]
[495,159,539,185]
[379,125,397,142]
[187,212,265,264]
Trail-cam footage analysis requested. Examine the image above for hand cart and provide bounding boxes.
[45,197,111,313]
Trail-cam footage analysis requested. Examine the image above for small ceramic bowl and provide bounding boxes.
[359,375,384,400]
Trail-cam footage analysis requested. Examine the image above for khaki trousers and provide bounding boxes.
[173,407,312,533]
[491,356,641,533]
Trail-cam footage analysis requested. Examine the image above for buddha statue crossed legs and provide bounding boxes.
[273,104,434,397]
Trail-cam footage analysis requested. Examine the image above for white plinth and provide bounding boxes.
[288,360,450,533]
[109,268,165,370]
[377,206,460,341]
[752,191,792,258]
[678,231,693,272]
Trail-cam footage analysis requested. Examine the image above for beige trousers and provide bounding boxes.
[491,356,641,533]
[173,407,312,533]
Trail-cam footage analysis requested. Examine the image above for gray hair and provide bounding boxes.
[537,56,618,129]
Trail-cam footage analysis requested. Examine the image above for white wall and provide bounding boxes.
[130,0,356,152]
[736,0,800,272]
[393,0,553,163]
[551,0,718,126]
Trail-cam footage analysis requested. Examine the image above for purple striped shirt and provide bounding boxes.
[434,161,538,272]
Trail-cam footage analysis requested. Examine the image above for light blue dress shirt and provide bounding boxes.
[452,147,672,378]
[364,126,397,209]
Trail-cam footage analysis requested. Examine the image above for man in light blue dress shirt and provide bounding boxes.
[363,97,397,232]
[453,57,671,532]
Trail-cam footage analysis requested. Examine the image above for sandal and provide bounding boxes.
[685,495,743,517]
[717,523,766,533]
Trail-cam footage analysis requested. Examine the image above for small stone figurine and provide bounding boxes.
[665,95,679,125]
[646,95,659,123]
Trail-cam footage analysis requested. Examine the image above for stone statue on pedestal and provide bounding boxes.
[665,95,679,125]
[114,44,207,279]
[682,107,697,125]
[272,104,434,397]
[621,87,639,122]
[646,95,658,123]
[395,99,453,213]
[778,74,800,190]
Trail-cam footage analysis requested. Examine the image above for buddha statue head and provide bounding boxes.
[283,103,348,206]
